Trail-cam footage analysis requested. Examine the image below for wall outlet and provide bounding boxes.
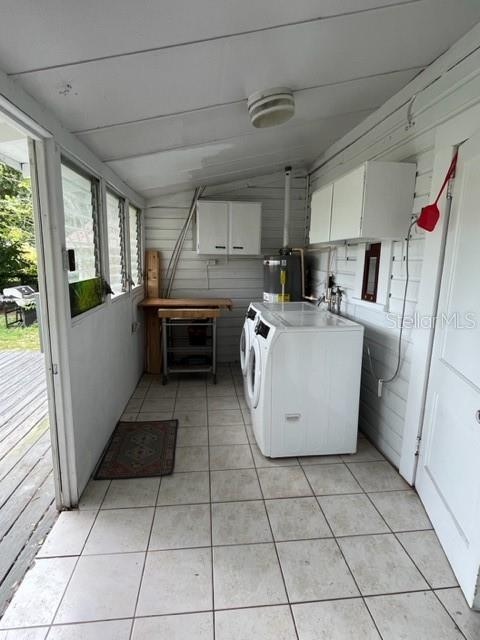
[131,321,140,334]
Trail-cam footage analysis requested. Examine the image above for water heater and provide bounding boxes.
[263,166,303,302]
[263,253,302,302]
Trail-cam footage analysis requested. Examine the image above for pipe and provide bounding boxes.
[292,247,305,299]
[164,186,204,297]
[283,166,292,249]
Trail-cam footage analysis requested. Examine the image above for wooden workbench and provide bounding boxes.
[138,297,232,374]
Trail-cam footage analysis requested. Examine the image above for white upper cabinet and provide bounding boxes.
[309,183,333,244]
[309,161,416,244]
[197,200,261,255]
[196,200,229,254]
[229,201,262,255]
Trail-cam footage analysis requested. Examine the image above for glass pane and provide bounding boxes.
[61,164,97,283]
[366,256,378,295]
[129,205,141,286]
[106,191,125,296]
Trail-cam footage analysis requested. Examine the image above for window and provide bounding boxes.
[106,190,126,296]
[61,162,103,316]
[128,205,142,286]
[361,242,381,302]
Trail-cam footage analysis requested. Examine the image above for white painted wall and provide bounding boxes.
[68,293,144,493]
[145,171,308,361]
[306,23,480,472]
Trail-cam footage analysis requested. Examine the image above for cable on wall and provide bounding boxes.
[366,217,417,397]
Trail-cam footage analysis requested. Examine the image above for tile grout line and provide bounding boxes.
[430,589,470,640]
[235,374,301,640]
[2,586,468,635]
[297,437,390,640]
[359,472,464,629]
[33,525,448,560]
[127,375,176,640]
[207,371,216,640]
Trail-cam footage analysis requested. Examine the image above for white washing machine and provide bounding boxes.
[246,305,364,457]
[240,302,264,407]
[241,302,318,407]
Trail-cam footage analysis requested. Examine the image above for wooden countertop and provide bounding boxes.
[138,297,233,309]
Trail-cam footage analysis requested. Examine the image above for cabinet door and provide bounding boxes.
[330,165,365,241]
[196,201,228,254]
[229,202,261,255]
[309,183,333,243]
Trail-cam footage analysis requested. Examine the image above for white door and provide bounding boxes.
[247,340,262,409]
[229,202,261,255]
[240,324,249,374]
[416,135,480,608]
[330,165,365,241]
[310,183,333,243]
[196,201,228,254]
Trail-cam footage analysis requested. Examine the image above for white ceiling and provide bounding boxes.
[1,0,479,196]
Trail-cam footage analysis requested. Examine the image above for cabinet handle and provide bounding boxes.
[215,245,226,249]
[233,246,244,250]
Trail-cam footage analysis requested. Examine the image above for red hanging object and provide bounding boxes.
[416,151,458,232]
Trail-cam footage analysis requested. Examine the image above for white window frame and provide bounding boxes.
[105,188,128,299]
[60,158,106,317]
[128,204,143,291]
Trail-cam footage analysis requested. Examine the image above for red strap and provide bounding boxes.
[434,151,458,205]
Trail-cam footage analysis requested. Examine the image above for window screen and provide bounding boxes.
[128,205,142,286]
[61,162,103,316]
[62,163,100,283]
[106,191,126,296]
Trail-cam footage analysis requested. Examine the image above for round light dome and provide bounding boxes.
[247,87,295,128]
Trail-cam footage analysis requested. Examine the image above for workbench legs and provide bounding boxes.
[161,316,217,384]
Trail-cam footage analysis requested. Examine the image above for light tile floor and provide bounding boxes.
[1,365,480,639]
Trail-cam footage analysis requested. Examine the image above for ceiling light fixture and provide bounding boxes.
[247,87,295,128]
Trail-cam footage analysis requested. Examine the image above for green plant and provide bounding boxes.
[0,162,37,290]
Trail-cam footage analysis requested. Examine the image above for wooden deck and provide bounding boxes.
[0,350,57,616]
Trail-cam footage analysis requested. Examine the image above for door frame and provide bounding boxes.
[29,139,78,508]
[400,102,480,484]
[0,99,77,509]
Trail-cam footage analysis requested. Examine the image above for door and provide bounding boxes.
[247,339,262,409]
[196,201,228,254]
[416,136,480,608]
[229,202,261,255]
[240,324,249,374]
[310,183,333,243]
[330,164,365,241]
[29,139,76,508]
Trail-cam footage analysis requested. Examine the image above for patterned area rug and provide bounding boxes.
[95,420,178,479]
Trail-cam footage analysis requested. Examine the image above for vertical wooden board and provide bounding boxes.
[145,249,161,298]
[144,307,162,374]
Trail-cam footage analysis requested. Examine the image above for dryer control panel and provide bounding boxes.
[255,320,270,339]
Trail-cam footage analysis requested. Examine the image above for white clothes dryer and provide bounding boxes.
[246,305,364,458]
[240,302,264,407]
